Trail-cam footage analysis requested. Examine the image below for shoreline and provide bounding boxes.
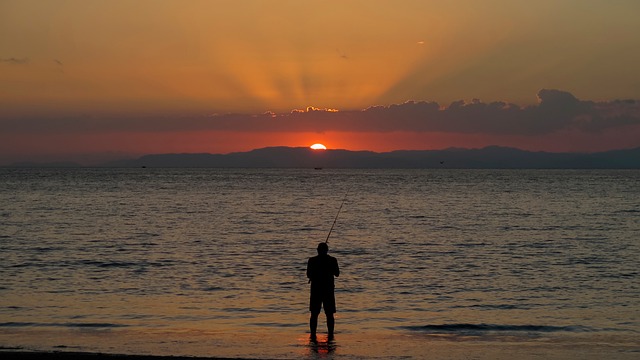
[0,350,263,360]
[4,333,640,360]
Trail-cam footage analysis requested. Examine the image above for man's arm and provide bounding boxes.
[333,258,340,277]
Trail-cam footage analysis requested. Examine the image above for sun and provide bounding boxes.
[310,143,327,150]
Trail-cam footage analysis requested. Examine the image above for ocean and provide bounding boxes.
[1,168,638,359]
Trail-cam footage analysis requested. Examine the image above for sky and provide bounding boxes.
[1,0,640,164]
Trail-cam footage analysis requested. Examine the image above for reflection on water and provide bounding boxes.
[297,334,337,359]
[308,339,337,358]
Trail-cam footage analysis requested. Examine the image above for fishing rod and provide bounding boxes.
[308,186,351,284]
[325,187,351,244]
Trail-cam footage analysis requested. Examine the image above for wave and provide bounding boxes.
[400,323,593,334]
[0,322,129,328]
[449,304,529,310]
[248,322,302,328]
[614,208,640,214]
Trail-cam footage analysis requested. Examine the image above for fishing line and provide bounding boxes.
[325,186,351,244]
[309,186,351,283]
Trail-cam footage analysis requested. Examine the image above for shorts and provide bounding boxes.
[309,287,336,314]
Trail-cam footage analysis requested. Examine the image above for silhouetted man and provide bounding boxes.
[307,242,340,340]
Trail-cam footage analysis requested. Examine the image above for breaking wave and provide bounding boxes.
[400,323,594,334]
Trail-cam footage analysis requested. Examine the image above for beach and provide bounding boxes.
[1,351,247,360]
[3,340,640,360]
[2,326,640,359]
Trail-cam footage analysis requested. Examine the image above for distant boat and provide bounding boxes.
[314,167,323,170]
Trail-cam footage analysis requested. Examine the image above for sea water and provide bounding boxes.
[1,168,638,359]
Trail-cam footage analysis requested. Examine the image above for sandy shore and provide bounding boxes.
[4,339,640,360]
[3,329,640,360]
[0,351,261,360]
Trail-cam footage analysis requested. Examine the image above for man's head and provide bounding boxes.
[317,242,329,255]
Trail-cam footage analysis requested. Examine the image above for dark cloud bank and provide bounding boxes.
[3,89,640,136]
[255,89,640,135]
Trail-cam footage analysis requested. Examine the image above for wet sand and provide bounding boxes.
[4,334,640,360]
[2,326,640,360]
[0,352,256,360]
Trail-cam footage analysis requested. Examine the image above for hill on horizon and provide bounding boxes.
[90,146,640,169]
[5,146,639,169]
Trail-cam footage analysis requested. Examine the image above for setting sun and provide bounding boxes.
[310,143,327,150]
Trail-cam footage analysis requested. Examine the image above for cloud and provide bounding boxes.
[348,89,640,135]
[0,57,29,64]
[1,90,639,139]
[53,59,65,73]
[291,106,339,114]
[336,49,348,59]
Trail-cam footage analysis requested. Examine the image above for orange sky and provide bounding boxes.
[1,0,640,164]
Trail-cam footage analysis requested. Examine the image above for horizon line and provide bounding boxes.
[3,145,640,168]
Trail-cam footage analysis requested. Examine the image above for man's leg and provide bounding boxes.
[324,292,336,339]
[309,311,319,339]
[326,313,335,339]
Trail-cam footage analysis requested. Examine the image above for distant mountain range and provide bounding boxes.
[96,146,640,169]
[7,146,640,168]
